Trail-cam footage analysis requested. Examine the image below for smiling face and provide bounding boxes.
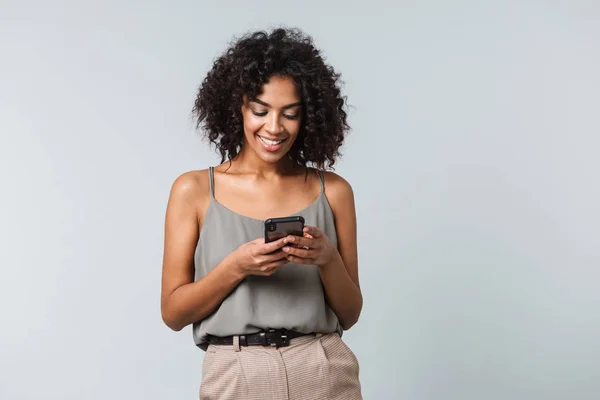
[240,75,303,165]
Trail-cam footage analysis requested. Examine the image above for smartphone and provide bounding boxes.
[264,216,305,243]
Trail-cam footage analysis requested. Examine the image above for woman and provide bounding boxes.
[161,27,363,399]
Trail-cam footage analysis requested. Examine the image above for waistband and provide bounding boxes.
[206,329,311,347]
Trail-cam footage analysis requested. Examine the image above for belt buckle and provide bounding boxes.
[262,329,290,347]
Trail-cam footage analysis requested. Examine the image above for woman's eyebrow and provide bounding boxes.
[250,98,303,109]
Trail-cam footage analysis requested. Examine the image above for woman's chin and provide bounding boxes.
[258,151,287,164]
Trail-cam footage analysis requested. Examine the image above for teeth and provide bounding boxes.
[259,136,284,146]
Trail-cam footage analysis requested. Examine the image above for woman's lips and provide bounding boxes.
[257,135,287,152]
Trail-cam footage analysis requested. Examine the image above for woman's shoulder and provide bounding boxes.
[168,169,212,213]
[318,169,353,197]
[315,169,355,211]
[170,169,210,193]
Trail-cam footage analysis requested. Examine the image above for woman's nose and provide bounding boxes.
[265,113,283,135]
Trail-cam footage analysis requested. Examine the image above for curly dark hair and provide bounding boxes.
[192,27,349,169]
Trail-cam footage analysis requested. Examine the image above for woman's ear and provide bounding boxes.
[240,95,248,113]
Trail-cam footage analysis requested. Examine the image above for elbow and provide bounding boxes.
[162,312,184,332]
[164,317,184,332]
[161,303,185,332]
[340,321,354,331]
[340,297,363,331]
[340,314,360,331]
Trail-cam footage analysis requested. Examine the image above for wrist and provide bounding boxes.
[319,248,342,271]
[220,254,247,282]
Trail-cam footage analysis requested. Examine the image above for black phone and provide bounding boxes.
[264,216,305,243]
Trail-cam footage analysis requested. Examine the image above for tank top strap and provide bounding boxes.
[208,166,215,199]
[317,169,325,193]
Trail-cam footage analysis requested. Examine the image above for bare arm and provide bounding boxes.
[160,171,290,331]
[318,173,362,330]
[282,173,363,330]
[160,172,244,331]
[318,251,362,330]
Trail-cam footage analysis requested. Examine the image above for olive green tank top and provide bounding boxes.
[192,167,342,350]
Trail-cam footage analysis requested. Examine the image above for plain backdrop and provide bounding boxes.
[1,1,599,399]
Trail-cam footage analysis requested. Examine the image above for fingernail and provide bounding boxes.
[283,247,290,252]
[288,236,295,242]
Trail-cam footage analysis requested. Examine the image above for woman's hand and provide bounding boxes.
[230,237,290,277]
[281,226,337,267]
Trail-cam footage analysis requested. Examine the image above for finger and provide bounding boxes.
[255,251,287,267]
[282,246,318,259]
[303,233,314,239]
[256,267,278,276]
[283,235,318,250]
[259,237,287,254]
[266,258,290,268]
[286,255,316,265]
[263,250,288,262]
[303,226,322,238]
[257,259,289,275]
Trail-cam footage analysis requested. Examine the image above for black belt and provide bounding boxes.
[207,329,310,347]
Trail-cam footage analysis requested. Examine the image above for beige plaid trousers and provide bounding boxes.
[199,332,362,399]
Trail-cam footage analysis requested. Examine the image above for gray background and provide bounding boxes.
[1,1,599,399]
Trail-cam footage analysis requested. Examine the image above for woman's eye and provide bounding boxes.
[251,110,299,120]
